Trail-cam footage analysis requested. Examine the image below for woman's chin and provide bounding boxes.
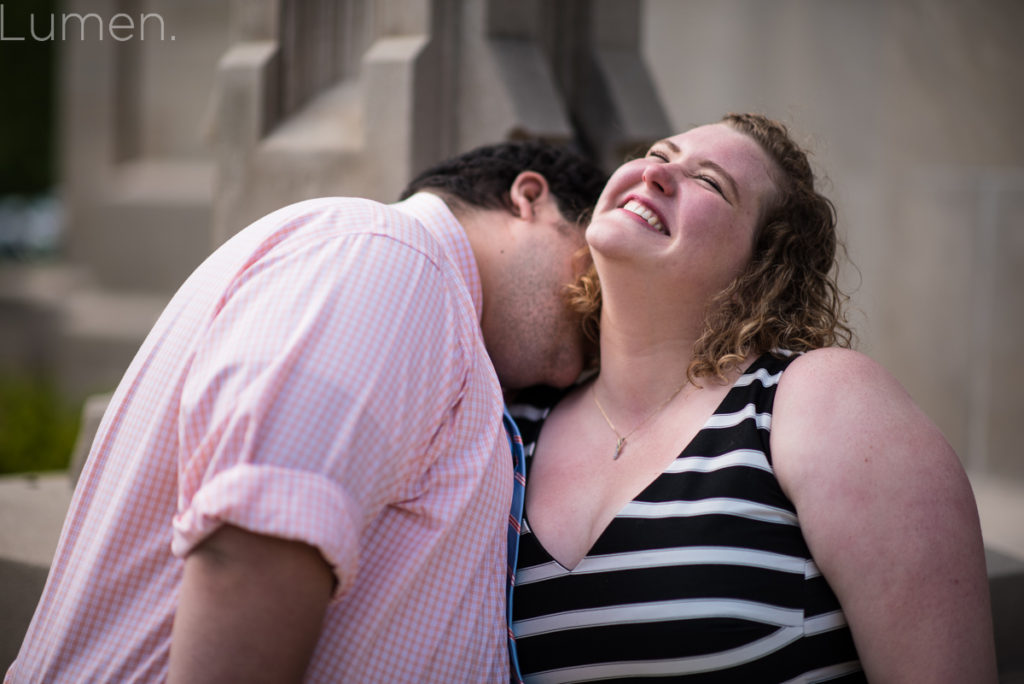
[588,224,650,261]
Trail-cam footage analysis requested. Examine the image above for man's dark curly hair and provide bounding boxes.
[399,140,607,226]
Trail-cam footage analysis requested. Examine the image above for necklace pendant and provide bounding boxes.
[613,437,625,460]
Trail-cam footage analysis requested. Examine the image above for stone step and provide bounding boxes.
[66,159,214,293]
[988,548,1024,678]
[973,473,1024,678]
[0,263,90,379]
[972,473,1024,561]
[0,264,167,401]
[0,558,49,674]
[53,288,169,402]
[0,473,73,673]
[0,262,169,404]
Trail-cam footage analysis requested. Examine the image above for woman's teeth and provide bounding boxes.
[623,200,666,235]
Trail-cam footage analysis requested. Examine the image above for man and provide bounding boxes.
[7,141,606,683]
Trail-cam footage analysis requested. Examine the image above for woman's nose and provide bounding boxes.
[642,162,675,195]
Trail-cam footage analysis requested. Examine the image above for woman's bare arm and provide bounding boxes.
[771,348,997,683]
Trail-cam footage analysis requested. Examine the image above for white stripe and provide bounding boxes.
[804,610,847,636]
[506,403,550,422]
[523,625,804,683]
[705,403,772,429]
[514,598,803,638]
[619,498,798,526]
[733,367,784,388]
[804,560,821,579]
[778,660,862,684]
[516,559,566,583]
[517,546,807,584]
[665,449,772,474]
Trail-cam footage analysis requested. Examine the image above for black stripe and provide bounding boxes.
[592,516,810,559]
[637,467,797,511]
[515,563,806,618]
[517,618,779,674]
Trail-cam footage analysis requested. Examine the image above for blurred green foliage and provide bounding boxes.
[0,0,57,195]
[0,373,79,474]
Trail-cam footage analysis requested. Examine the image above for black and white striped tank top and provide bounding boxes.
[510,352,865,683]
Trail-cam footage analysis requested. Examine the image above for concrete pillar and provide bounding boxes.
[60,0,231,293]
[211,0,671,243]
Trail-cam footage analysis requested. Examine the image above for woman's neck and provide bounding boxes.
[593,304,700,415]
[590,257,719,406]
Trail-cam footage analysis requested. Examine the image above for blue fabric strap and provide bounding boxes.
[503,408,526,684]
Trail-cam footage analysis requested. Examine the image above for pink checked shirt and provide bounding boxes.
[8,194,513,682]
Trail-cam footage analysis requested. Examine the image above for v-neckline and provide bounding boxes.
[525,354,768,573]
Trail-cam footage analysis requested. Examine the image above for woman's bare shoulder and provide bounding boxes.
[780,347,897,393]
[771,346,955,494]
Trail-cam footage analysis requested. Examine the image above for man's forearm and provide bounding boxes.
[168,524,334,683]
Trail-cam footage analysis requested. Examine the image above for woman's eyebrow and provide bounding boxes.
[652,138,741,202]
[653,138,680,154]
[698,160,740,201]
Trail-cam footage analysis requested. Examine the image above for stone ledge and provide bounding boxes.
[0,557,49,675]
[988,548,1024,676]
[0,473,73,568]
[972,473,1024,559]
[0,473,73,674]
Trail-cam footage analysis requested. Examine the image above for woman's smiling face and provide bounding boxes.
[587,123,779,295]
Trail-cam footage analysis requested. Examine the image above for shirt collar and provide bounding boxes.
[392,192,483,321]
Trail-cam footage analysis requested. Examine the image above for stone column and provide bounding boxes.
[210,0,670,243]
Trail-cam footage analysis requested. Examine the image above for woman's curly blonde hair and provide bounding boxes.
[566,112,853,381]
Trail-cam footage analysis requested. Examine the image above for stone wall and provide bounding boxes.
[60,0,230,293]
[210,0,669,244]
[643,0,1024,481]
[0,0,233,402]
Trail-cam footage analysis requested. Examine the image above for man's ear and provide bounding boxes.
[509,171,550,221]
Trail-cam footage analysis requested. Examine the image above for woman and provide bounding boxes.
[510,114,997,682]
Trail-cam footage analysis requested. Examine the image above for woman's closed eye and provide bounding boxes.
[697,174,724,196]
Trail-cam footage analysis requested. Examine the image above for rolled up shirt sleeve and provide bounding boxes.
[171,464,359,597]
[171,203,472,596]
